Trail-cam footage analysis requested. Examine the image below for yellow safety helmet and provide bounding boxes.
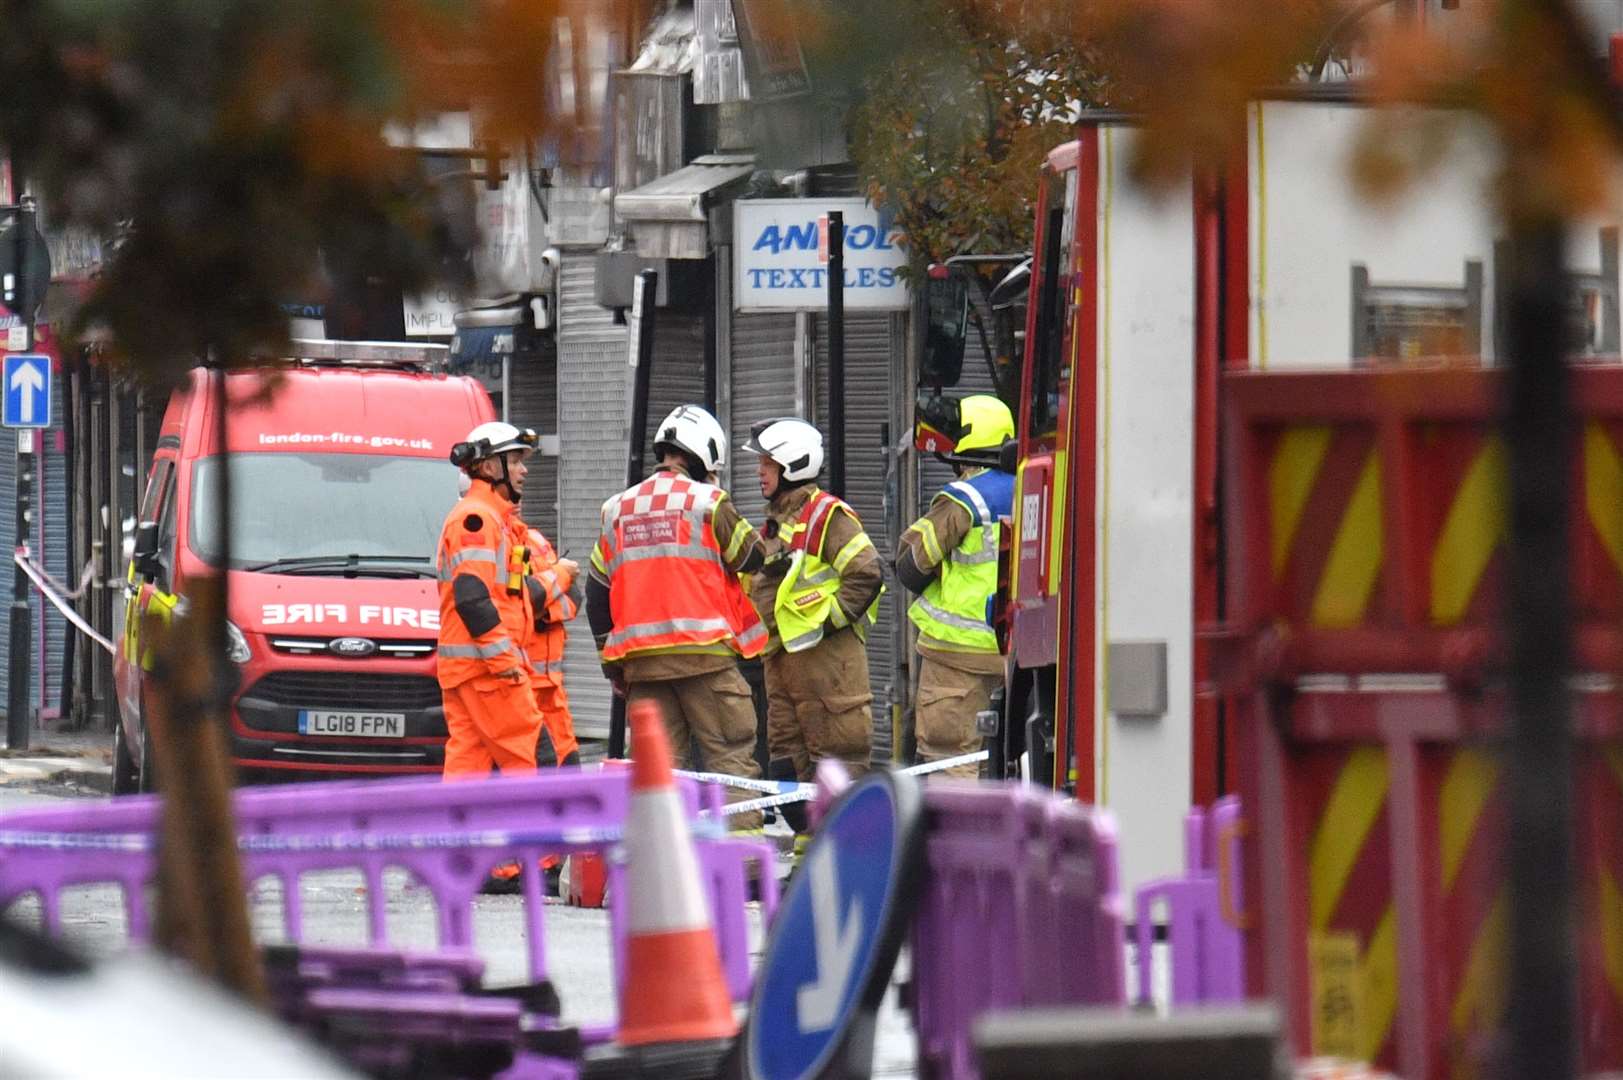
[953,394,1015,456]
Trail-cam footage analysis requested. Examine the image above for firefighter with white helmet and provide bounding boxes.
[585,404,770,826]
[436,421,545,779]
[896,394,1017,779]
[744,417,883,843]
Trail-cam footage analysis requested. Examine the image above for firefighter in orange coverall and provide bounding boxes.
[523,526,582,767]
[436,421,544,777]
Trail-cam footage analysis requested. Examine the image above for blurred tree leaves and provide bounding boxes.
[806,0,1109,270]
[1034,0,1623,222]
[0,0,614,385]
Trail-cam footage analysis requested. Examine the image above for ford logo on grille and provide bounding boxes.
[328,637,378,657]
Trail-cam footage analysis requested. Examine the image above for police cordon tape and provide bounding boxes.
[673,769,813,797]
[694,749,992,818]
[13,549,117,656]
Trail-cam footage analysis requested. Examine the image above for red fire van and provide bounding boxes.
[112,341,497,791]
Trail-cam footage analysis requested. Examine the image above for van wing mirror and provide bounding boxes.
[921,272,969,388]
[132,521,162,579]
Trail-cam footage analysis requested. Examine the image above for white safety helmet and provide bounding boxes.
[450,421,538,472]
[744,416,824,483]
[653,405,728,475]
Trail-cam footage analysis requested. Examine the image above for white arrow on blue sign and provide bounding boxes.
[2,353,50,428]
[745,771,923,1080]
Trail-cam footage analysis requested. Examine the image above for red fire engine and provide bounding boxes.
[920,90,1623,1074]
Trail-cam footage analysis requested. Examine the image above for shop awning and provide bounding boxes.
[449,305,548,373]
[615,154,755,259]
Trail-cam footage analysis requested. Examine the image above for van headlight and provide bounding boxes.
[225,620,252,665]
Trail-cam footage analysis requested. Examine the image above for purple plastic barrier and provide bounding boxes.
[263,944,486,997]
[305,986,522,1040]
[909,783,1126,1080]
[499,1053,580,1080]
[0,767,768,1013]
[1132,793,1247,1007]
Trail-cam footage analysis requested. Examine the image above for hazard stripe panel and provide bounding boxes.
[1262,419,1623,633]
[1579,422,1623,623]
[1433,747,1507,1080]
[1577,744,1623,1074]
[1425,434,1505,626]
[1268,425,1386,629]
[1301,747,1398,1069]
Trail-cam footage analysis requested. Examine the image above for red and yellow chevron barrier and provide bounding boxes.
[1433,748,1507,1080]
[1228,369,1623,1079]
[1265,419,1623,635]
[1578,744,1623,1074]
[1268,425,1384,628]
[1303,746,1399,1070]
[1579,422,1623,621]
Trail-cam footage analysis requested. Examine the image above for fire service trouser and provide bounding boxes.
[764,627,874,783]
[534,679,580,766]
[441,676,542,778]
[915,655,1000,780]
[626,666,764,831]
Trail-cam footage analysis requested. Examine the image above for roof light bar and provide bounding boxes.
[282,339,451,369]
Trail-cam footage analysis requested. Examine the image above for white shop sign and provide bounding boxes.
[734,198,910,312]
[403,285,460,337]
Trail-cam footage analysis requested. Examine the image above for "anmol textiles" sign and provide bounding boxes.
[734,199,910,312]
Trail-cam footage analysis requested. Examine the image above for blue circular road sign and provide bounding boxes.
[744,770,924,1080]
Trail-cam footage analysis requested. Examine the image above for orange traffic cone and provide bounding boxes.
[617,700,737,1046]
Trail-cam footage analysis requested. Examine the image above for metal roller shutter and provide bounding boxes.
[813,311,903,759]
[642,312,708,468]
[41,391,68,717]
[557,256,629,740]
[506,345,560,542]
[726,311,797,526]
[0,357,70,719]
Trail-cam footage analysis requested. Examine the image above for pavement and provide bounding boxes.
[0,729,114,793]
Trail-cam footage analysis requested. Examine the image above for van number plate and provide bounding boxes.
[298,710,406,738]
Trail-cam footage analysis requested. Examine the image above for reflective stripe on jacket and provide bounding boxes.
[596,472,767,662]
[436,479,536,688]
[907,468,1014,654]
[774,490,881,654]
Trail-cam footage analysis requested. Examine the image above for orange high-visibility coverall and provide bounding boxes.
[523,527,580,766]
[435,477,543,777]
